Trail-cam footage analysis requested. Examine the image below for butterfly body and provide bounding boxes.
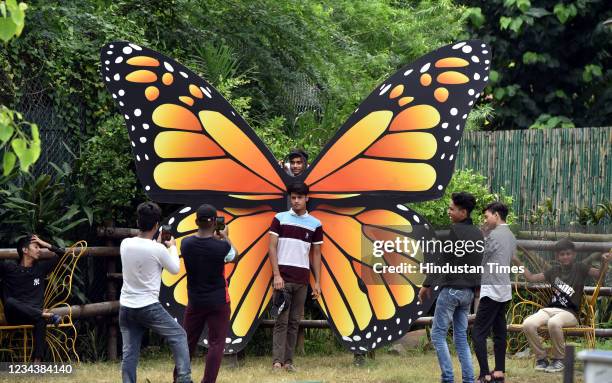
[101,40,491,353]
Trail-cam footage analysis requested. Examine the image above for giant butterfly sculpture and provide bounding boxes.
[101,40,491,354]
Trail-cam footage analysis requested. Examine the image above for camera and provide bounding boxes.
[215,216,225,232]
[160,224,172,241]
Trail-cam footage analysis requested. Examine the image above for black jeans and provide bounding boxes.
[3,297,47,360]
[471,296,508,377]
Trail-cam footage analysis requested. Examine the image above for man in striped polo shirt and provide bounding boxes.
[269,182,322,372]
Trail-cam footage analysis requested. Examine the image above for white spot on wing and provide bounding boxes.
[452,42,466,49]
[122,46,133,55]
[164,62,174,72]
[379,83,392,96]
[420,63,431,73]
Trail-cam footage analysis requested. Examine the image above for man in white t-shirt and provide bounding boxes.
[119,202,192,383]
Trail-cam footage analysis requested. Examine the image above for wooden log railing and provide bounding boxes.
[50,301,612,338]
[2,240,611,260]
[2,229,611,360]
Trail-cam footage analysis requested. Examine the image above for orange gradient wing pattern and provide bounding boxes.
[101,42,288,205]
[310,202,440,352]
[158,205,276,353]
[303,40,491,204]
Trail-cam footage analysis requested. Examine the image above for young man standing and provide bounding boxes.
[518,239,610,373]
[472,202,515,383]
[179,204,239,383]
[269,182,322,371]
[0,234,64,362]
[119,202,192,383]
[419,192,484,383]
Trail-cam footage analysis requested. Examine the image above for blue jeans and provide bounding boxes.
[119,303,192,383]
[431,287,475,383]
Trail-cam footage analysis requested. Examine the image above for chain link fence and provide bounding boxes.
[13,77,82,177]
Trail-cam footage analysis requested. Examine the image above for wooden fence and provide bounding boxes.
[455,127,612,225]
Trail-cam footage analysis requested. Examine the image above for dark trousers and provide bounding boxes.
[182,303,230,383]
[3,297,47,360]
[472,296,508,377]
[272,282,307,365]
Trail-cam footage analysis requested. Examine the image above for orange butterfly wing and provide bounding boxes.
[303,41,492,203]
[101,42,288,205]
[159,205,276,353]
[310,202,440,352]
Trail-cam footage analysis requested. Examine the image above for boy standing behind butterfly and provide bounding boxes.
[269,182,322,372]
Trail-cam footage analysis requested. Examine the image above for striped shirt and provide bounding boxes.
[269,209,323,284]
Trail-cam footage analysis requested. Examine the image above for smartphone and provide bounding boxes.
[215,216,225,232]
[161,224,172,242]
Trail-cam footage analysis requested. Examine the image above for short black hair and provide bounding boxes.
[195,204,216,229]
[288,148,308,162]
[451,192,476,215]
[16,234,33,262]
[483,201,509,221]
[555,238,575,252]
[287,182,309,196]
[136,201,162,231]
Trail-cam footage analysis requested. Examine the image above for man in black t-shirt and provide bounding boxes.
[0,234,64,362]
[520,238,611,373]
[179,204,239,383]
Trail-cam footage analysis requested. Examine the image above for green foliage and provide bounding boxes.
[529,114,575,129]
[460,0,612,130]
[77,116,143,226]
[0,0,27,42]
[573,201,612,226]
[527,198,559,227]
[0,165,90,247]
[0,105,40,175]
[2,0,465,158]
[412,169,515,228]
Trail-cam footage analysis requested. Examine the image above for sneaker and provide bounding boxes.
[50,314,62,327]
[545,359,564,373]
[535,358,549,371]
[284,363,297,373]
[353,353,366,366]
[476,376,492,383]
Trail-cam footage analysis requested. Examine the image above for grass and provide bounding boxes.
[7,350,585,383]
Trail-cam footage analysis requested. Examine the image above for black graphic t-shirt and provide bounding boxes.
[0,258,59,309]
[544,262,590,314]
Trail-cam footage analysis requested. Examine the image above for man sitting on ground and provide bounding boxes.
[518,238,610,373]
[0,234,64,362]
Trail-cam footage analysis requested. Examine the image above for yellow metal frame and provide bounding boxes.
[0,241,87,363]
[508,249,608,353]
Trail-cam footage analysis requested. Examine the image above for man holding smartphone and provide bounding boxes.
[179,204,239,383]
[119,202,192,383]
